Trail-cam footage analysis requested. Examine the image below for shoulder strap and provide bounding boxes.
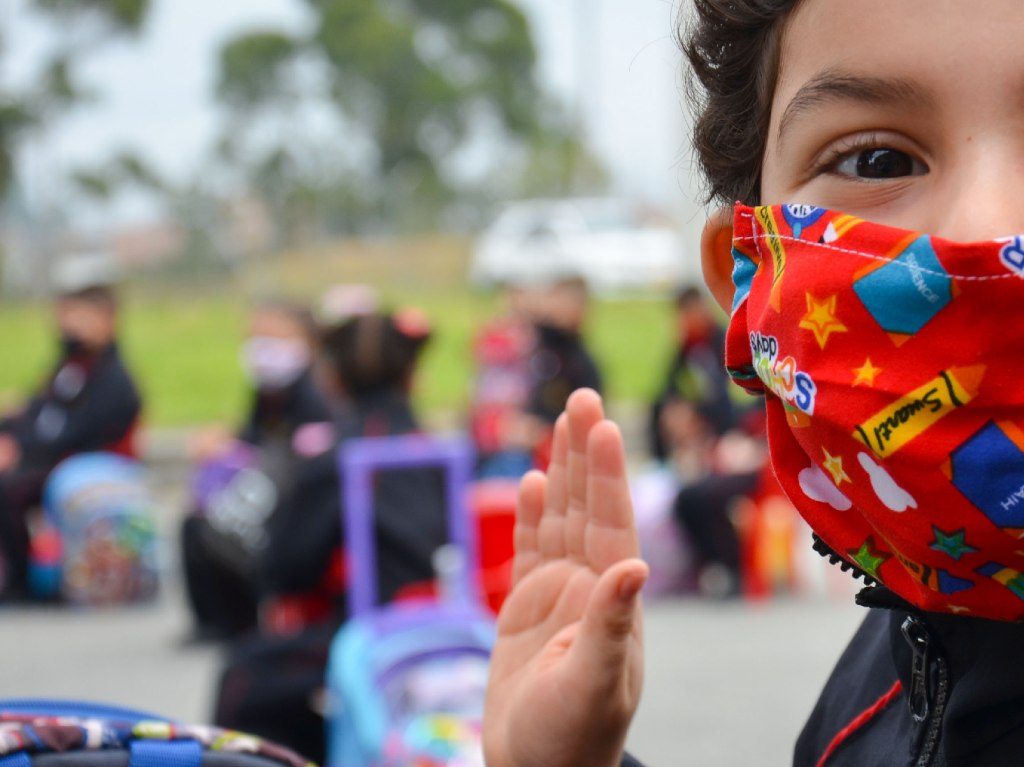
[129,741,202,767]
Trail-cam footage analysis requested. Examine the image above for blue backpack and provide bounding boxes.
[0,699,315,767]
[325,435,494,767]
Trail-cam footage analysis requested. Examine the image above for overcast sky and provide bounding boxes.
[5,0,703,231]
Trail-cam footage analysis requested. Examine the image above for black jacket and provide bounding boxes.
[648,326,736,461]
[259,389,447,610]
[623,581,1024,766]
[793,584,1024,766]
[0,343,141,469]
[527,323,603,425]
[237,369,331,447]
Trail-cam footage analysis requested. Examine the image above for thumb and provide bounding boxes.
[568,558,649,693]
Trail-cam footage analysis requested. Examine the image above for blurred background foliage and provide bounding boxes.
[0,0,680,427]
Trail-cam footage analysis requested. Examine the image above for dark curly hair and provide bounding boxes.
[319,311,432,397]
[682,0,801,205]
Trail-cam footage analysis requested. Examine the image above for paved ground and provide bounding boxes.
[0,581,865,766]
[0,447,869,766]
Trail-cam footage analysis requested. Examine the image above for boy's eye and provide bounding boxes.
[833,147,927,180]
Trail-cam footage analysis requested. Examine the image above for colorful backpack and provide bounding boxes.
[326,435,494,767]
[30,453,158,605]
[0,699,315,767]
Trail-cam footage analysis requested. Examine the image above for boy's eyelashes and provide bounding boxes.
[811,133,929,183]
[830,147,927,181]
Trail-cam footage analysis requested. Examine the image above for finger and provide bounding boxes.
[565,389,605,561]
[538,414,569,560]
[566,558,648,697]
[512,470,547,586]
[585,420,640,571]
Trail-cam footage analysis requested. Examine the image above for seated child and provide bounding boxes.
[0,268,140,600]
[182,299,330,640]
[214,309,447,763]
[491,275,606,473]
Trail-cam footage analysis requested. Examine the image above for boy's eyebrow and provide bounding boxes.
[777,69,935,145]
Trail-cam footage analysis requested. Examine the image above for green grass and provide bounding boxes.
[0,237,678,426]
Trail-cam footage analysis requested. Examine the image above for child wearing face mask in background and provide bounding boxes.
[483,2,1024,766]
[213,307,448,765]
[0,262,141,602]
[181,300,330,641]
[188,300,330,465]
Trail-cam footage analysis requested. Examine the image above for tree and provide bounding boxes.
[214,0,600,234]
[0,0,151,198]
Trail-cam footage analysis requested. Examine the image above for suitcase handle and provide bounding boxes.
[339,434,478,617]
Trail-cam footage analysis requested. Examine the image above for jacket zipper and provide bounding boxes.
[901,616,950,767]
[814,535,955,765]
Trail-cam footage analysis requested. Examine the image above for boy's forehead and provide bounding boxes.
[772,0,1024,134]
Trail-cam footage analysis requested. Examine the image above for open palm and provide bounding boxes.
[484,389,648,767]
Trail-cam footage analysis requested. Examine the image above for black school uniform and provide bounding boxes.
[181,367,331,639]
[258,388,446,605]
[623,539,1024,766]
[527,322,603,426]
[237,369,331,448]
[214,389,448,763]
[648,325,735,462]
[0,342,140,596]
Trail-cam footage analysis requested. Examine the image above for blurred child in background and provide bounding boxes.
[648,286,736,462]
[181,299,330,640]
[257,308,445,613]
[522,275,603,430]
[471,274,603,478]
[214,307,447,763]
[470,283,536,477]
[0,260,141,601]
[646,285,766,597]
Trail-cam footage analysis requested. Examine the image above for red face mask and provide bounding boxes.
[726,203,1024,621]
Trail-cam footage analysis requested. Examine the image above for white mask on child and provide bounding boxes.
[241,337,310,390]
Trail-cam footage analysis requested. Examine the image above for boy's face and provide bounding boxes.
[760,0,1024,241]
[55,298,116,350]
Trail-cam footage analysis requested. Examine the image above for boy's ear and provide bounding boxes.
[701,206,736,313]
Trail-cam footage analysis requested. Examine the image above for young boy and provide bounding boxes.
[0,266,141,599]
[483,1,1024,765]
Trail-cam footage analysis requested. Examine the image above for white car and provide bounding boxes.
[469,198,693,294]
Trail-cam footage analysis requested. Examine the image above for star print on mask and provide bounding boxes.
[930,526,978,561]
[799,293,848,350]
[852,358,882,387]
[822,448,851,485]
[847,537,891,582]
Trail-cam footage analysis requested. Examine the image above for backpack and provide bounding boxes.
[32,453,158,605]
[0,699,315,767]
[326,435,494,767]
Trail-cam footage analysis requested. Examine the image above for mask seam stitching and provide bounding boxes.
[750,211,767,269]
[733,233,1019,282]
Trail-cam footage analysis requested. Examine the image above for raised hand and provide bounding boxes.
[483,389,648,767]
